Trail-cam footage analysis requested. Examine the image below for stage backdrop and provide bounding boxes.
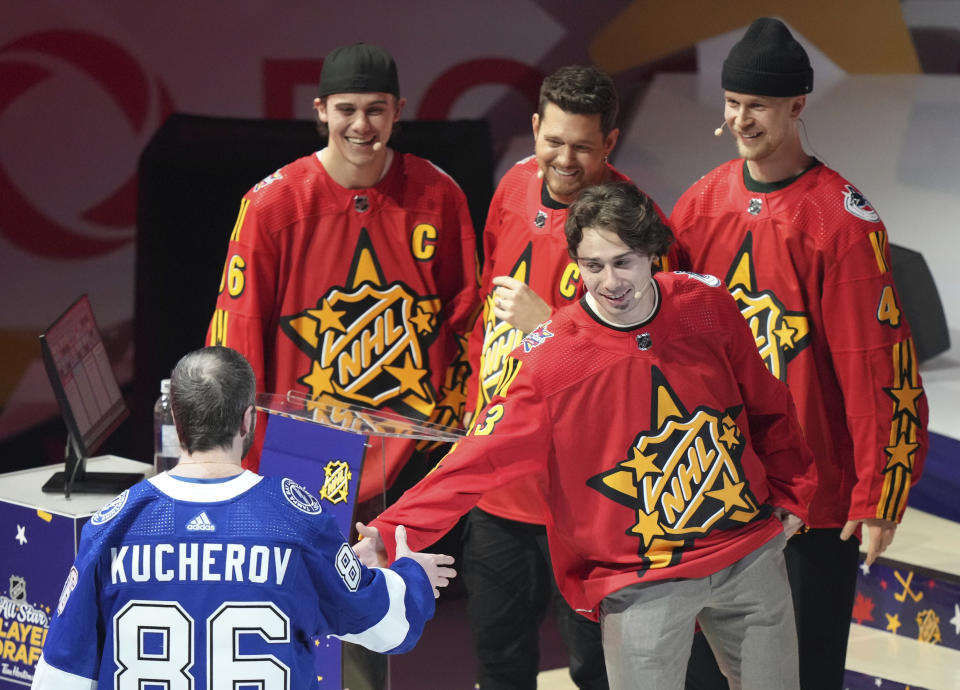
[1,0,957,459]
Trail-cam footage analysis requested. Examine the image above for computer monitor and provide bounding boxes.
[39,295,142,497]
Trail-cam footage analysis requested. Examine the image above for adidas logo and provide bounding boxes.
[186,511,216,532]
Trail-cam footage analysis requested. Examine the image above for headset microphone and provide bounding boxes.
[372,141,383,152]
[714,122,727,137]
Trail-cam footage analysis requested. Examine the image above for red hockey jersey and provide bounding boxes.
[467,156,640,524]
[373,271,816,619]
[207,151,478,502]
[669,160,927,529]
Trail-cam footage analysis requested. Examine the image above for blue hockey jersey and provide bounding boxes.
[32,471,434,689]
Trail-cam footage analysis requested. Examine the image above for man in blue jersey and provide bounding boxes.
[32,346,455,690]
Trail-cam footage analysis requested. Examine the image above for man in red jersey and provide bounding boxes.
[357,181,815,690]
[669,18,928,690]
[460,65,669,690]
[207,42,476,502]
[206,42,477,690]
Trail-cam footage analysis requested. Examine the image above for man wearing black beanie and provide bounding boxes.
[206,42,479,690]
[670,17,927,690]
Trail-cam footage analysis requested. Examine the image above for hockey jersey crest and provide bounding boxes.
[280,228,442,416]
[589,366,761,573]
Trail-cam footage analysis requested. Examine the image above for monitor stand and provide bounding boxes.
[41,435,143,497]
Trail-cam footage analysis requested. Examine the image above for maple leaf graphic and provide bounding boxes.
[851,592,875,624]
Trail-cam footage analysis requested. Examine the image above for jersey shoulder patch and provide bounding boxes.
[671,270,722,288]
[841,183,880,223]
[91,490,130,525]
[280,477,322,515]
[519,319,555,353]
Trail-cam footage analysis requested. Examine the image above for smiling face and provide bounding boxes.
[532,102,618,205]
[723,90,804,165]
[315,92,405,179]
[575,226,657,325]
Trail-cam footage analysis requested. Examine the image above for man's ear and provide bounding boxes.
[240,405,255,436]
[314,96,328,123]
[790,95,807,119]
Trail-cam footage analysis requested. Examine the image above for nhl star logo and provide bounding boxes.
[319,460,353,505]
[8,575,26,604]
[534,210,547,228]
[587,367,760,573]
[747,198,762,215]
[354,195,370,213]
[281,228,441,413]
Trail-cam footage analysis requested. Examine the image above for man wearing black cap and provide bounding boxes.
[670,17,928,689]
[206,43,478,688]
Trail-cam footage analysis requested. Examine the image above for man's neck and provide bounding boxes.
[169,448,243,479]
[745,137,812,184]
[320,147,393,189]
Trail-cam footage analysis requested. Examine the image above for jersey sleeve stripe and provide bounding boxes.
[30,655,96,690]
[877,339,921,521]
[331,567,410,653]
[868,230,889,274]
[230,198,250,243]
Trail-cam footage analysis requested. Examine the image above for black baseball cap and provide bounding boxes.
[318,43,400,98]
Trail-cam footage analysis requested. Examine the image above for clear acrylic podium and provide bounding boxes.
[255,391,464,689]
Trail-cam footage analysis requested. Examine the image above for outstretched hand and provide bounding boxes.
[840,518,897,566]
[353,522,387,567]
[352,523,457,598]
[394,525,457,598]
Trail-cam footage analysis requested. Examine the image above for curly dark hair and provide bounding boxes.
[538,65,619,135]
[565,181,674,258]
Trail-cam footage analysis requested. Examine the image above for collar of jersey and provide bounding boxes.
[579,277,661,332]
[741,157,821,193]
[149,470,263,502]
[540,179,569,210]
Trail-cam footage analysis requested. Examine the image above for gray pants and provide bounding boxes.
[599,533,798,690]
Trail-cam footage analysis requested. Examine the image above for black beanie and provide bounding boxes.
[722,18,813,96]
[318,43,400,98]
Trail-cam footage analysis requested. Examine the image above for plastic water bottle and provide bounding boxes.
[154,378,180,473]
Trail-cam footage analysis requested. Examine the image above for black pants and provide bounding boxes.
[685,528,860,690]
[462,508,608,690]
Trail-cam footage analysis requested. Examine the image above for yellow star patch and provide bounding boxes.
[383,353,429,398]
[307,299,347,332]
[630,508,665,547]
[720,420,740,449]
[410,307,434,334]
[884,436,918,472]
[301,361,336,397]
[886,380,923,418]
[773,323,796,349]
[621,447,661,480]
[886,612,901,634]
[704,474,751,512]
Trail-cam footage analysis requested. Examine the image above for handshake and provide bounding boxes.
[353,522,456,598]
